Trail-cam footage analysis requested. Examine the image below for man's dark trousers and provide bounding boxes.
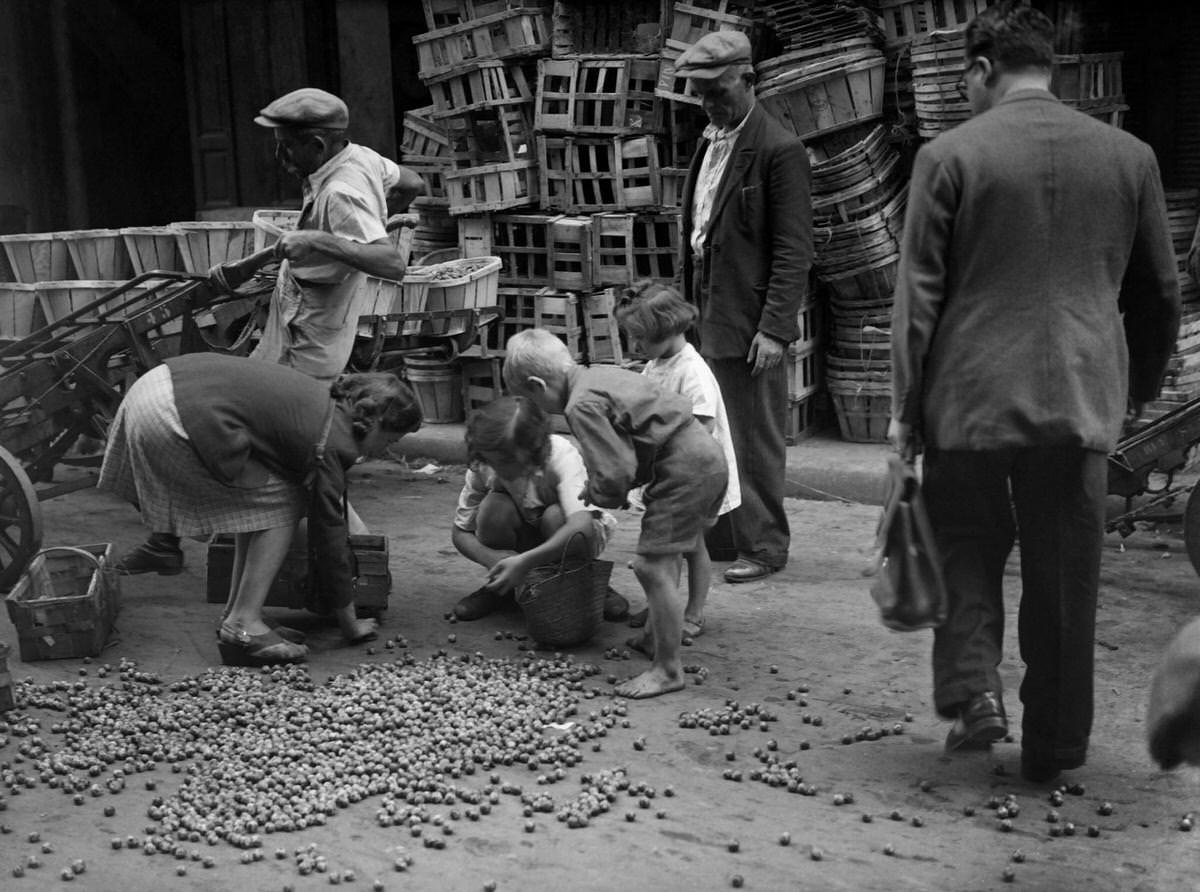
[708,357,790,570]
[922,445,1107,767]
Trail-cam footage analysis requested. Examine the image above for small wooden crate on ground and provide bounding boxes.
[784,391,829,445]
[591,211,680,285]
[534,288,585,358]
[535,56,664,133]
[5,544,120,661]
[206,534,391,616]
[445,160,540,215]
[582,287,623,364]
[414,7,553,80]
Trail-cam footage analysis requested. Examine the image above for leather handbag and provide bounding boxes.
[866,452,949,632]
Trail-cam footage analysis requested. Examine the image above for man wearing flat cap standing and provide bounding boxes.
[677,31,813,583]
[116,87,423,575]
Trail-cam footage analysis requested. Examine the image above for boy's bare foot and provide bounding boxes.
[342,616,379,645]
[615,666,685,699]
[626,631,654,659]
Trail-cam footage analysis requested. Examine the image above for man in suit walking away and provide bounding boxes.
[889,2,1180,783]
[676,31,813,584]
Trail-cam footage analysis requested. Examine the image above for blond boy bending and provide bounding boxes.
[504,329,727,698]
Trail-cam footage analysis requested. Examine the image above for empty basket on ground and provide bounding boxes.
[828,379,892,444]
[120,226,185,275]
[402,255,502,312]
[59,229,133,280]
[0,282,41,338]
[172,221,256,274]
[757,48,886,142]
[516,532,613,647]
[0,231,74,283]
[5,544,120,661]
[252,208,302,253]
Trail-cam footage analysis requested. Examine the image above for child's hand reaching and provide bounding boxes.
[486,554,530,595]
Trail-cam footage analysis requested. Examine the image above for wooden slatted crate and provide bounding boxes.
[445,160,540,215]
[550,0,665,57]
[667,1,756,49]
[877,0,993,44]
[534,288,585,358]
[414,7,553,80]
[401,105,450,159]
[442,102,537,167]
[535,56,665,133]
[422,0,518,30]
[460,355,506,411]
[787,342,821,400]
[427,60,537,117]
[582,287,624,364]
[537,135,663,212]
[485,286,541,352]
[785,391,828,445]
[458,213,554,285]
[1052,52,1123,103]
[591,211,680,285]
[655,45,699,106]
[660,167,688,210]
[550,215,593,290]
[405,157,449,199]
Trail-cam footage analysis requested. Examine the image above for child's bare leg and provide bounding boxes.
[684,544,710,632]
[333,603,378,644]
[616,553,685,699]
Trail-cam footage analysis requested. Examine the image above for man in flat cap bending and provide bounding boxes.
[676,31,813,584]
[116,87,424,576]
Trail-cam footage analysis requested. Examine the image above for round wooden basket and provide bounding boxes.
[828,379,892,443]
[813,151,906,226]
[58,229,133,280]
[120,227,185,276]
[814,188,907,273]
[0,232,74,283]
[172,222,256,274]
[758,49,886,142]
[826,351,893,384]
[806,122,880,164]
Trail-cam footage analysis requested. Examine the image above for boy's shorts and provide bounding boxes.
[637,419,727,555]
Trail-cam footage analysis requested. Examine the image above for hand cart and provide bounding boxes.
[1106,397,1200,575]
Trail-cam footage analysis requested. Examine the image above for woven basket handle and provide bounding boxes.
[30,546,104,569]
[551,530,591,576]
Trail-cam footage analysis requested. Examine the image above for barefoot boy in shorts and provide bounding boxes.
[504,329,728,698]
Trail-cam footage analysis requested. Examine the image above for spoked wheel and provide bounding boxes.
[1184,484,1200,578]
[0,444,43,591]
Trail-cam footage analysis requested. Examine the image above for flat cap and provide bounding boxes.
[674,30,752,80]
[254,88,349,129]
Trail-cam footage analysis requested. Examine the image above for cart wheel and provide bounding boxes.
[1185,485,1200,578]
[0,444,43,591]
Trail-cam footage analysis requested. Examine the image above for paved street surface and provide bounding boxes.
[2,454,1199,891]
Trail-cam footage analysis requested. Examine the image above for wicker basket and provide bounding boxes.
[516,533,613,647]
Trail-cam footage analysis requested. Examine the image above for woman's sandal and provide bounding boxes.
[216,615,306,645]
[217,624,307,667]
[682,617,705,640]
[628,607,649,629]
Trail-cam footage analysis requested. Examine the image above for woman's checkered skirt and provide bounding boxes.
[98,364,305,536]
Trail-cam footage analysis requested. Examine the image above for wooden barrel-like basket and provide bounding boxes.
[0,232,74,283]
[172,222,256,274]
[828,379,892,443]
[120,226,185,275]
[58,229,133,280]
[758,50,886,142]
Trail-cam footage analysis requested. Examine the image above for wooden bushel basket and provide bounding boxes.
[758,50,886,141]
[59,229,133,280]
[5,544,120,661]
[516,532,613,647]
[120,226,185,275]
[0,232,74,283]
[173,221,256,274]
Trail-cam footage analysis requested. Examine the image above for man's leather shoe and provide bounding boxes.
[945,691,1008,752]
[1020,750,1085,784]
[114,542,184,576]
[724,560,777,584]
